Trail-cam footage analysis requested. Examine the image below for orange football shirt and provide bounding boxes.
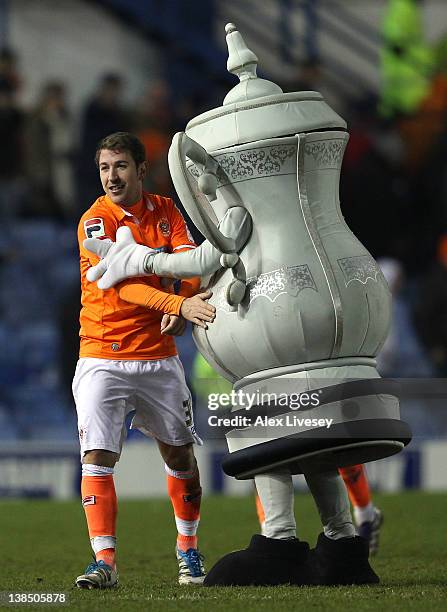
[78,191,199,360]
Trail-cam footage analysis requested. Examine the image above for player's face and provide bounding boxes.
[98,149,146,206]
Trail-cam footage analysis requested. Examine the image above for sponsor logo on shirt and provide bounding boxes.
[84,217,106,239]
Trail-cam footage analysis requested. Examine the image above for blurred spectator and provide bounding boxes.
[280,57,346,116]
[77,73,129,210]
[340,109,411,263]
[134,79,174,197]
[289,58,323,91]
[377,257,438,439]
[133,80,204,244]
[376,257,433,377]
[0,46,21,93]
[395,34,447,173]
[403,43,447,239]
[379,0,434,119]
[191,351,231,438]
[398,73,447,173]
[378,0,447,178]
[0,78,26,222]
[25,81,75,219]
[414,236,447,376]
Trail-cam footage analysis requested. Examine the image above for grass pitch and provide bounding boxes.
[1,492,447,611]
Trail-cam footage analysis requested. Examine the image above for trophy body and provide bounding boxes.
[167,24,411,478]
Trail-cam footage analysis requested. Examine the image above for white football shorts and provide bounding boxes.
[72,356,202,458]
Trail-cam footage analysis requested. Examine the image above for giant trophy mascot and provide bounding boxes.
[85,24,411,586]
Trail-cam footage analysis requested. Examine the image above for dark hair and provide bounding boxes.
[95,132,146,168]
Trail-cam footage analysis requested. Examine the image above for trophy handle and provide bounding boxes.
[168,132,236,253]
[169,132,250,306]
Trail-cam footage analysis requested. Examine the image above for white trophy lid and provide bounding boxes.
[185,23,346,151]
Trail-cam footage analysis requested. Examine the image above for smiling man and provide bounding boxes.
[74,132,215,589]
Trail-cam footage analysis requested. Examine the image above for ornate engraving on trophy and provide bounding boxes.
[337,255,381,286]
[247,265,317,304]
[304,140,345,169]
[188,144,296,187]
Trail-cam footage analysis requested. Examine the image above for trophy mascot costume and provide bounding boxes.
[85,24,411,586]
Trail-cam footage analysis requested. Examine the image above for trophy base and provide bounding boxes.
[221,418,411,479]
[222,360,412,478]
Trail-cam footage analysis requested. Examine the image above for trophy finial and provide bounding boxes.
[225,22,258,80]
[224,23,282,104]
[225,22,237,35]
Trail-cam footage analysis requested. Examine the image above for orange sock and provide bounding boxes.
[166,465,201,552]
[81,472,117,568]
[255,492,265,528]
[339,464,371,508]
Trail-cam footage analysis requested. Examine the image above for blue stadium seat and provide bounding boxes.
[0,403,19,440]
[11,384,69,428]
[18,323,60,374]
[28,420,78,442]
[10,221,62,260]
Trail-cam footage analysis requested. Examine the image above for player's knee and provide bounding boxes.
[162,444,196,472]
[82,449,118,467]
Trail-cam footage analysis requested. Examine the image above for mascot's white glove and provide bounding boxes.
[84,226,156,289]
[84,207,252,288]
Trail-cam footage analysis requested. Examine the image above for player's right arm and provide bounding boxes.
[79,211,214,327]
[78,212,213,326]
[117,280,215,328]
[83,206,252,289]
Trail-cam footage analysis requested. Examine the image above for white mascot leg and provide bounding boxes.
[254,471,296,539]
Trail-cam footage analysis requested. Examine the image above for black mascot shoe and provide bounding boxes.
[311,532,380,585]
[203,534,313,586]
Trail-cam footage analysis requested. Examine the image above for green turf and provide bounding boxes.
[1,492,447,611]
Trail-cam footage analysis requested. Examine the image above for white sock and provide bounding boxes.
[91,536,117,554]
[254,471,296,539]
[304,469,356,540]
[353,502,375,526]
[82,464,114,476]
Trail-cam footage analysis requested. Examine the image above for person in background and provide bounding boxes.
[133,80,174,198]
[379,257,434,377]
[379,0,434,120]
[379,257,439,438]
[0,46,21,93]
[412,241,447,377]
[77,73,129,211]
[0,78,26,222]
[25,81,75,219]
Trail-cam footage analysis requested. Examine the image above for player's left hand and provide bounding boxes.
[160,314,186,336]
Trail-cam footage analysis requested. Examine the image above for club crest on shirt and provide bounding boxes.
[158,218,171,236]
[84,217,106,239]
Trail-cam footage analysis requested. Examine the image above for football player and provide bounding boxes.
[74,132,215,588]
